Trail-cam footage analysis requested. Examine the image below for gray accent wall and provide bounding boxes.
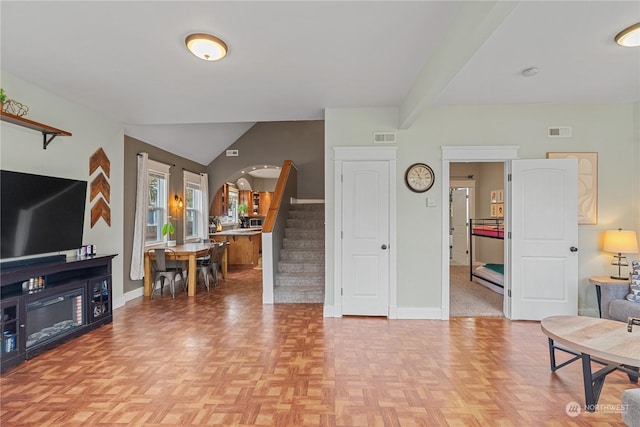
[207,121,324,201]
[123,135,207,294]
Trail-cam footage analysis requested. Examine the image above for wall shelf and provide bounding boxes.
[0,111,72,149]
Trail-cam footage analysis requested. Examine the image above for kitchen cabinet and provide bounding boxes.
[211,183,241,217]
[258,192,272,216]
[239,190,251,210]
[251,192,260,215]
[211,185,227,217]
[211,230,262,266]
[250,192,272,217]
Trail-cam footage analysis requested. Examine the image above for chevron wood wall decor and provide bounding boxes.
[90,172,110,203]
[91,197,111,227]
[89,148,111,228]
[89,147,110,178]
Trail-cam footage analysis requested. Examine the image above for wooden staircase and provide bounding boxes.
[274,203,325,303]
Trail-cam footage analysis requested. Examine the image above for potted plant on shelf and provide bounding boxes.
[162,218,176,247]
[0,89,6,112]
[238,204,249,228]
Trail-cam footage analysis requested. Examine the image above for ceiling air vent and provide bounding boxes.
[226,149,239,156]
[373,132,397,144]
[548,126,572,138]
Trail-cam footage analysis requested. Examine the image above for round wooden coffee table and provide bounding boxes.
[541,315,640,412]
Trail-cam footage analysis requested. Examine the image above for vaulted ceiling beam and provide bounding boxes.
[398,1,519,129]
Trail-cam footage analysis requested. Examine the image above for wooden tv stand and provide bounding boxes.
[0,254,116,372]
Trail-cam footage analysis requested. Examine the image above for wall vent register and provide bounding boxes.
[548,126,572,138]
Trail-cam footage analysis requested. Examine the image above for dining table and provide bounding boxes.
[144,242,219,297]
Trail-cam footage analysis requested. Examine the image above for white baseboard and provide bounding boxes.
[291,198,325,204]
[114,287,144,310]
[396,307,443,320]
[113,295,126,310]
[323,305,335,317]
[323,305,443,320]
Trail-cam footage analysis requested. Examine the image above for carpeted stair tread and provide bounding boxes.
[274,202,325,303]
[275,272,325,287]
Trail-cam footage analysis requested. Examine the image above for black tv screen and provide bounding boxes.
[1,170,87,259]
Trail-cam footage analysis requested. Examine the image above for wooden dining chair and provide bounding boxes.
[147,248,184,299]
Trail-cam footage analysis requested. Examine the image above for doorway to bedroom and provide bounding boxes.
[449,161,505,317]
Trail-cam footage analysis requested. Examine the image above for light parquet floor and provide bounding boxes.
[1,267,636,426]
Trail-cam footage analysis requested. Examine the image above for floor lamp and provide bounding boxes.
[602,229,639,280]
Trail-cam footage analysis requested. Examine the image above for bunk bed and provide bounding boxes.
[469,218,504,294]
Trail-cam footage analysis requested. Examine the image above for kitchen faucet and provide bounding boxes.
[627,317,640,332]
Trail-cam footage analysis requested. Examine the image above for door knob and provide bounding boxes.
[570,246,578,252]
[381,244,388,250]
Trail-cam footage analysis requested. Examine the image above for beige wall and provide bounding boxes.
[4,66,637,317]
[325,103,639,317]
[0,70,126,307]
[122,136,207,295]
[207,121,324,201]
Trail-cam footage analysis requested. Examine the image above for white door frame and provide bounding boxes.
[333,146,397,318]
[440,146,520,319]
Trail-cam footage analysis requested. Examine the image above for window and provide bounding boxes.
[146,161,170,245]
[184,171,203,242]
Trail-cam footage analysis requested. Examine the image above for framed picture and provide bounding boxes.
[497,189,504,203]
[490,190,498,203]
[496,203,504,218]
[546,152,598,225]
[490,204,497,217]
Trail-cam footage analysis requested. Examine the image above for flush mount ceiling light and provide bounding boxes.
[185,33,228,61]
[615,22,640,47]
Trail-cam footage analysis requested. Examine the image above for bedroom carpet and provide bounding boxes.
[450,265,504,317]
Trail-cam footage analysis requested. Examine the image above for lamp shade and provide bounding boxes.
[602,229,639,253]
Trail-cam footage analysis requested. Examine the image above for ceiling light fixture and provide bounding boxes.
[615,22,640,47]
[521,67,539,77]
[185,33,228,61]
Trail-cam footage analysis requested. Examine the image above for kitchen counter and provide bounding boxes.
[210,228,262,237]
[210,228,261,266]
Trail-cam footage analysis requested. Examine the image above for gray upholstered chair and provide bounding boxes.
[148,248,184,299]
[599,280,640,322]
[622,388,640,427]
[599,277,640,426]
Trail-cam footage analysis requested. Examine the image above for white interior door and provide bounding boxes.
[341,160,390,316]
[508,159,578,320]
[451,188,469,265]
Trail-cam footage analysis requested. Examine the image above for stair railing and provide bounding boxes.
[262,160,297,303]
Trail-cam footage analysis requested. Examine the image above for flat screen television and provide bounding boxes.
[1,170,88,260]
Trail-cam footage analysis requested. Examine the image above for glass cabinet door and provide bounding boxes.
[88,276,111,323]
[1,296,25,370]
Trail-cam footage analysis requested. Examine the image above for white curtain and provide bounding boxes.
[130,152,149,280]
[199,173,209,241]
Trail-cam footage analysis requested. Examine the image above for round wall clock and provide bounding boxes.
[405,163,435,193]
